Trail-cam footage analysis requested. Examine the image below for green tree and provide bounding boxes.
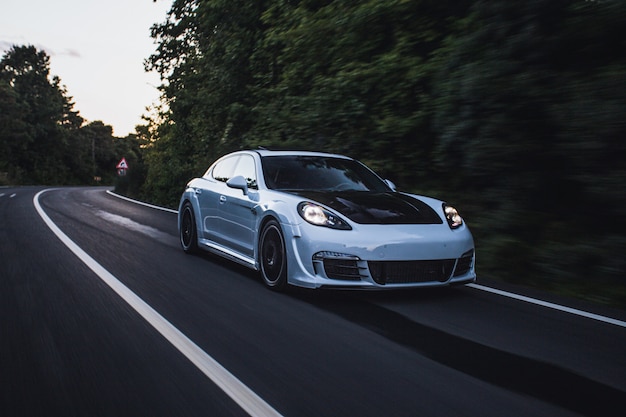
[432,0,626,300]
[145,0,263,193]
[146,0,471,193]
[75,121,118,183]
[0,79,30,180]
[0,45,83,184]
[250,0,471,184]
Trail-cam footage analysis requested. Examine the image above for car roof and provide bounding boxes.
[250,148,353,160]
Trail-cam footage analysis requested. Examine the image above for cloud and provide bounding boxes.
[0,40,18,52]
[0,40,81,59]
[53,48,82,58]
[0,38,47,54]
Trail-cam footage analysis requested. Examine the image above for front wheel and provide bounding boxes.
[180,202,199,254]
[259,220,287,290]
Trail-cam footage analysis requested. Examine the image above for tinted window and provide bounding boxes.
[261,156,390,192]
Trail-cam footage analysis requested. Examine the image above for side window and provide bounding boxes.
[211,156,239,182]
[234,154,258,189]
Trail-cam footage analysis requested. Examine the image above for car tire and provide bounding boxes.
[259,219,287,290]
[180,202,199,254]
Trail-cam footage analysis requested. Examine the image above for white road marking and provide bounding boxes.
[10,193,16,198]
[468,283,626,328]
[34,189,283,417]
[106,190,178,214]
[0,193,5,197]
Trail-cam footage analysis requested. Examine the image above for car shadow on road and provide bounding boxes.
[191,252,626,416]
[289,286,626,417]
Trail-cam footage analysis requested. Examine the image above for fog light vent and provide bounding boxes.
[313,252,364,281]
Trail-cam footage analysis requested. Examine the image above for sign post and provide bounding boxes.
[116,157,128,176]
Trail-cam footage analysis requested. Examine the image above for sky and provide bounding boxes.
[0,0,173,137]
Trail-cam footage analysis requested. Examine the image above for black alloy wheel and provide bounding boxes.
[259,219,287,290]
[180,202,199,254]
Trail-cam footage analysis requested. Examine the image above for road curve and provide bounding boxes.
[1,186,625,417]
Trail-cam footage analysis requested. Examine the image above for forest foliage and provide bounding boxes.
[1,1,624,305]
[142,0,625,305]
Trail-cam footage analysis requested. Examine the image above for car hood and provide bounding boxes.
[287,191,444,225]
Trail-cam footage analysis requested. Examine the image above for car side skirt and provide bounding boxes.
[198,238,259,270]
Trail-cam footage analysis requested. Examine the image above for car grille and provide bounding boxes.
[323,258,364,281]
[320,250,474,284]
[453,250,474,277]
[368,259,456,284]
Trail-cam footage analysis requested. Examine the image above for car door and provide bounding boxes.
[198,155,239,242]
[217,154,258,258]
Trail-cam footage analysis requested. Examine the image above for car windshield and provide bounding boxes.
[261,155,391,192]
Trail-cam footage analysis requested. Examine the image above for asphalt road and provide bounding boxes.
[1,186,625,417]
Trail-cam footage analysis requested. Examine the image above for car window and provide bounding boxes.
[261,156,390,192]
[211,155,239,182]
[234,154,258,189]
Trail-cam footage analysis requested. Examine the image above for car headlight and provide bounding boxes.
[298,202,351,230]
[443,204,463,229]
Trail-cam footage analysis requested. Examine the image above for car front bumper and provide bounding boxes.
[283,222,476,289]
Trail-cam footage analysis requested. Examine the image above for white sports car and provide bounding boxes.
[178,149,476,290]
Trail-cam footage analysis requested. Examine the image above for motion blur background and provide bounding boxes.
[1,0,624,306]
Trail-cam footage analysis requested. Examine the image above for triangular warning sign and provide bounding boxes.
[116,158,128,169]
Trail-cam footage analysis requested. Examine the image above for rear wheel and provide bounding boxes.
[259,220,287,290]
[180,202,199,254]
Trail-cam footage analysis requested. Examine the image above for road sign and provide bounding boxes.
[116,158,128,169]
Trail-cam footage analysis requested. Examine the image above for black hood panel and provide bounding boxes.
[290,191,443,225]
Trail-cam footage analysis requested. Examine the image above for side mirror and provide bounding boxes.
[384,179,397,192]
[226,175,249,195]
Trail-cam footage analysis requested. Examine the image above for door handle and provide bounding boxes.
[220,195,227,203]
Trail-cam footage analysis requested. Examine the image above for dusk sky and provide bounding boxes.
[1,0,172,136]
